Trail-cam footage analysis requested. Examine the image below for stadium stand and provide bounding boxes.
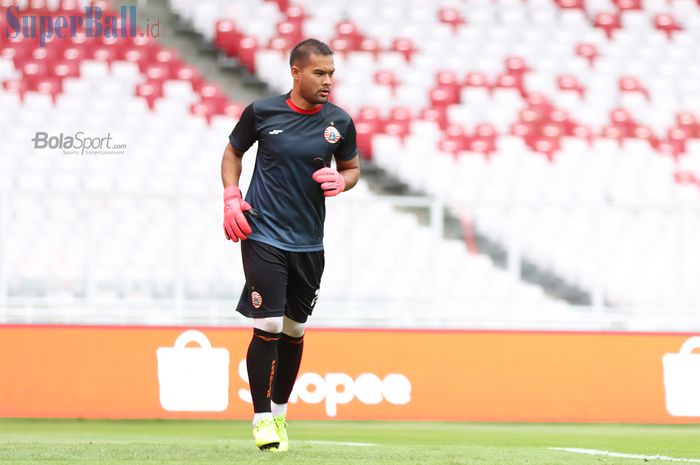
[0,0,587,329]
[171,0,700,312]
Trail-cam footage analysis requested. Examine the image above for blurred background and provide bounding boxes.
[1,0,700,332]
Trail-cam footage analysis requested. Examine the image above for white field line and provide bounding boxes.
[550,447,700,463]
[301,440,376,447]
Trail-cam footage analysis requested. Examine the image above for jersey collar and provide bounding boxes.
[286,96,323,115]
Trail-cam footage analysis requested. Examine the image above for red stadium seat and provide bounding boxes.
[572,124,594,145]
[654,14,683,39]
[136,82,163,108]
[470,123,498,156]
[131,35,159,61]
[358,105,384,125]
[438,7,467,32]
[554,0,584,9]
[593,13,622,39]
[575,43,599,67]
[531,136,560,160]
[336,20,363,49]
[609,108,637,137]
[510,121,537,145]
[222,102,243,119]
[633,125,661,149]
[269,36,294,54]
[190,101,218,123]
[285,4,307,26]
[176,65,204,92]
[420,107,448,129]
[504,56,530,77]
[36,76,61,102]
[464,71,491,91]
[667,127,689,156]
[358,38,382,58]
[144,63,171,86]
[374,70,400,95]
[557,74,585,97]
[238,37,259,73]
[383,120,410,142]
[92,46,118,65]
[435,70,461,101]
[443,123,468,151]
[392,38,417,61]
[22,60,50,90]
[674,170,699,185]
[619,76,649,100]
[53,61,80,79]
[549,109,576,136]
[430,86,459,109]
[122,48,150,72]
[2,78,28,99]
[525,93,554,116]
[355,121,379,159]
[329,37,351,57]
[199,84,229,113]
[438,137,462,156]
[494,73,525,97]
[614,0,642,11]
[389,107,413,128]
[215,20,244,57]
[276,21,304,48]
[676,112,700,139]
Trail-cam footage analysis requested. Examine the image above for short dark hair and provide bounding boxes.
[289,38,333,68]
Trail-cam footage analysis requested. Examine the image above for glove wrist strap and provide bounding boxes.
[224,186,242,201]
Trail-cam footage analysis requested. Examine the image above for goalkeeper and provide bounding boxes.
[220,38,360,451]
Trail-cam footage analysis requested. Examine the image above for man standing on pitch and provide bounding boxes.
[220,39,360,451]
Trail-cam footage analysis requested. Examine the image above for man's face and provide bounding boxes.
[293,53,335,105]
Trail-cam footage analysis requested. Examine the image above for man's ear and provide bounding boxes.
[291,65,300,80]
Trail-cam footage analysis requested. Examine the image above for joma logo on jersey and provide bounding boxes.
[268,129,284,135]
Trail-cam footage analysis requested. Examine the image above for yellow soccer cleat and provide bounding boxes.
[253,418,280,451]
[273,415,289,452]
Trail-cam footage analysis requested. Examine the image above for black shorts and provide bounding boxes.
[236,239,325,323]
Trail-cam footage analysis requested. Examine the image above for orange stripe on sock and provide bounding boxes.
[254,334,280,342]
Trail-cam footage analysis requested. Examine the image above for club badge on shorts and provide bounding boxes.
[251,291,263,309]
[324,126,341,144]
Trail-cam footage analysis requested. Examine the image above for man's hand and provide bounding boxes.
[312,167,346,197]
[223,186,253,242]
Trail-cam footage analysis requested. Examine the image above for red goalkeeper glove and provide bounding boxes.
[312,167,346,197]
[223,186,253,242]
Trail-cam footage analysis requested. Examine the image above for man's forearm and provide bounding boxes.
[221,144,243,188]
[340,167,360,192]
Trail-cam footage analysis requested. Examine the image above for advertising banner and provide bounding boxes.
[0,325,698,423]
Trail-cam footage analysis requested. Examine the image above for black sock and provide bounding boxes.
[271,333,304,405]
[246,328,280,413]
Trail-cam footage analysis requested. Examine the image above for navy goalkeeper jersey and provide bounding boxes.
[229,93,358,252]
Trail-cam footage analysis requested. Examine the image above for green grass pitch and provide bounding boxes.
[1,419,699,464]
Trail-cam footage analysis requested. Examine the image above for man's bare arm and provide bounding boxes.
[336,155,360,192]
[221,143,245,188]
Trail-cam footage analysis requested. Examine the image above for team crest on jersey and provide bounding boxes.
[324,126,341,144]
[251,291,263,309]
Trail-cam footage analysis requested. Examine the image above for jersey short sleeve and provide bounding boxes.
[333,118,358,161]
[229,103,257,152]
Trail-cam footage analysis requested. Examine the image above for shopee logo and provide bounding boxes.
[237,360,411,416]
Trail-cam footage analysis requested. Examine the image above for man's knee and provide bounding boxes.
[253,316,283,333]
[282,316,305,338]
